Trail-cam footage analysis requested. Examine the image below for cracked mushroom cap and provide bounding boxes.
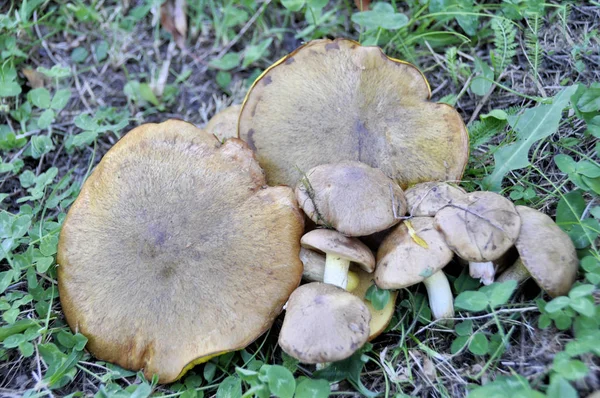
[375,217,453,289]
[405,182,466,217]
[57,120,304,383]
[296,161,406,236]
[514,206,578,297]
[278,282,371,363]
[298,249,396,340]
[239,38,469,189]
[205,104,242,142]
[433,191,521,262]
[301,229,375,272]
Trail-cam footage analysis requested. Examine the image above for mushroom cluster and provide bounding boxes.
[57,38,578,382]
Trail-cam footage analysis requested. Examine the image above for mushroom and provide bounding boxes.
[295,161,407,236]
[301,229,375,290]
[238,38,469,189]
[298,248,397,340]
[57,120,304,383]
[204,104,241,142]
[433,191,522,285]
[375,217,455,322]
[496,206,578,297]
[404,181,466,217]
[278,282,371,363]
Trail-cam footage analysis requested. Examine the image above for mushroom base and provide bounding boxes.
[496,258,530,284]
[323,255,351,289]
[469,261,496,285]
[422,270,454,325]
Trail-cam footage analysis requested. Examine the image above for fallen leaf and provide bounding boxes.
[354,0,370,11]
[405,220,429,249]
[22,68,50,89]
[160,0,187,49]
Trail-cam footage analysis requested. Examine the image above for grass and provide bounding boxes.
[1,0,599,397]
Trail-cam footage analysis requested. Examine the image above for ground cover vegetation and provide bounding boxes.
[0,0,598,397]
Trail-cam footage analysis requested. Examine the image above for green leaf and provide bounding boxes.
[242,38,273,69]
[71,47,89,63]
[471,58,493,96]
[95,40,109,62]
[450,335,469,354]
[216,71,232,91]
[138,83,160,106]
[576,82,600,113]
[0,270,15,294]
[468,375,544,398]
[19,341,35,357]
[35,256,54,273]
[28,87,51,108]
[281,0,305,11]
[209,53,240,71]
[38,65,71,79]
[51,89,71,110]
[483,85,577,191]
[455,320,473,336]
[554,154,577,174]
[74,114,100,131]
[295,377,330,398]
[351,3,408,30]
[468,333,489,356]
[264,365,295,398]
[538,314,551,329]
[203,361,216,383]
[481,109,508,120]
[553,353,589,381]
[365,284,390,311]
[38,109,55,129]
[545,296,570,313]
[547,375,578,398]
[554,313,572,330]
[480,281,517,308]
[216,375,242,398]
[569,297,595,317]
[569,284,595,299]
[0,82,22,97]
[454,291,488,312]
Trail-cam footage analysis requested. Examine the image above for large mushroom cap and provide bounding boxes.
[375,218,453,289]
[57,120,304,383]
[301,229,375,272]
[239,38,469,189]
[433,191,521,262]
[278,282,371,363]
[514,206,578,297]
[296,161,406,236]
[405,182,466,217]
[205,104,241,142]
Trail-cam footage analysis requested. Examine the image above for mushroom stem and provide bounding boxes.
[469,261,496,285]
[323,255,351,289]
[496,258,530,283]
[422,270,454,324]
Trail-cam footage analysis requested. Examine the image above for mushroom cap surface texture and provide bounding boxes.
[514,205,578,297]
[239,38,469,189]
[375,217,453,289]
[405,182,466,217]
[433,191,521,262]
[205,104,241,142]
[295,161,406,236]
[301,229,375,272]
[57,120,304,383]
[278,282,371,363]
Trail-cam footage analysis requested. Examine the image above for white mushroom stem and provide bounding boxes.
[323,255,350,289]
[422,270,454,323]
[496,258,530,283]
[469,261,496,285]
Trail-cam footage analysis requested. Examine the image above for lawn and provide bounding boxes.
[0,1,599,397]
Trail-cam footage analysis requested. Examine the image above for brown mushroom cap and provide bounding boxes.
[296,161,406,236]
[375,218,453,289]
[301,229,375,272]
[57,120,304,383]
[278,282,371,363]
[433,191,521,262]
[405,182,466,217]
[297,249,396,339]
[205,104,241,142]
[514,206,578,297]
[238,38,469,189]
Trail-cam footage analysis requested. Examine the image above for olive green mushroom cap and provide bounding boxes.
[57,120,304,383]
[405,182,466,217]
[301,229,375,272]
[375,217,453,289]
[433,191,521,262]
[239,38,469,189]
[278,282,371,363]
[296,161,406,236]
[514,205,578,297]
[205,104,241,142]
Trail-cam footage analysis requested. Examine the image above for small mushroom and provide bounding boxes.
[278,282,371,363]
[296,161,407,236]
[405,181,466,217]
[205,104,242,142]
[434,191,521,285]
[57,120,304,383]
[375,217,454,322]
[496,206,578,297]
[298,248,396,339]
[301,229,375,289]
